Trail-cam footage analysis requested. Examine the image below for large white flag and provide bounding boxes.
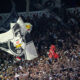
[16,17,38,60]
[0,17,38,60]
[12,17,38,60]
[25,41,38,60]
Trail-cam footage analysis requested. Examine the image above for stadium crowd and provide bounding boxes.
[0,11,80,80]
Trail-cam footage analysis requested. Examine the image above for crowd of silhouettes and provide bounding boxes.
[0,11,80,80]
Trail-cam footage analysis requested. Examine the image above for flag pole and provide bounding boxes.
[26,0,30,16]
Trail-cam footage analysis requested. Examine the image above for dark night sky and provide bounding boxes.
[62,0,80,7]
[0,0,26,13]
[0,0,80,13]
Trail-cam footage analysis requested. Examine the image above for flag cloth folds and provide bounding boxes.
[16,57,21,61]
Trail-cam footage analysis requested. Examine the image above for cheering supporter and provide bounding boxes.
[48,45,59,64]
